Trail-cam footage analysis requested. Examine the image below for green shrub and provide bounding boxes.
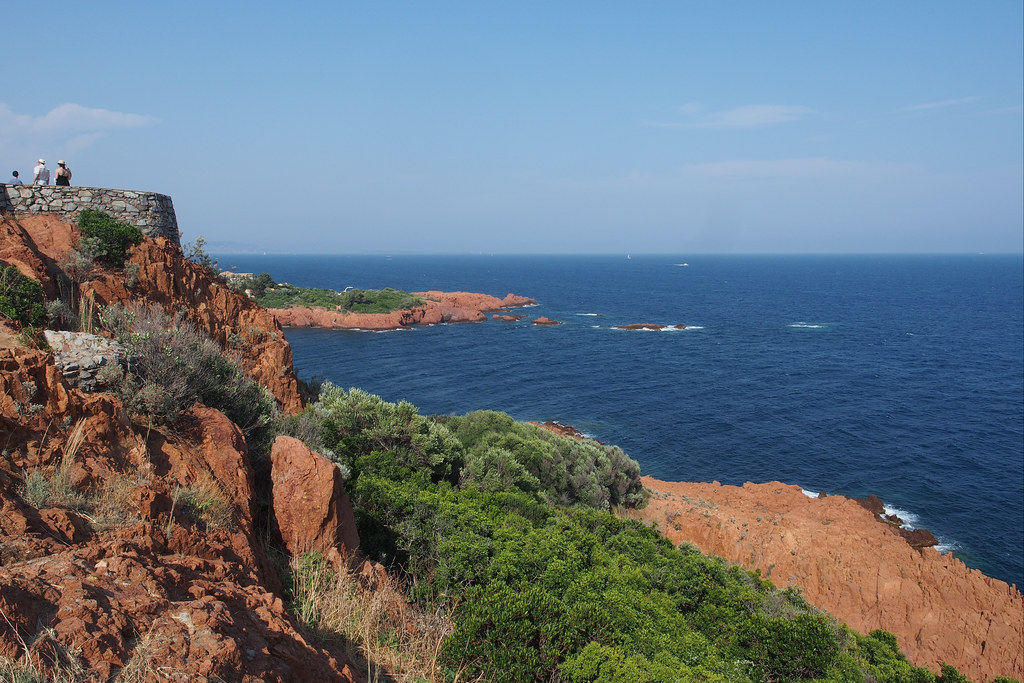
[0,264,46,327]
[740,613,840,679]
[294,379,948,683]
[442,410,647,509]
[183,236,220,277]
[255,283,424,313]
[76,209,142,267]
[98,302,277,447]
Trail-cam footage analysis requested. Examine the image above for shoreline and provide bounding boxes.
[531,421,1023,680]
[632,476,1024,680]
[269,290,536,331]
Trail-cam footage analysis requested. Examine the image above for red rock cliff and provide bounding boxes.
[3,214,304,414]
[631,477,1024,682]
[1,213,363,680]
[0,345,360,681]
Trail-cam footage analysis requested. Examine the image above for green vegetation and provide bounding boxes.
[183,236,220,278]
[229,272,424,313]
[0,264,46,327]
[97,302,277,450]
[282,384,976,682]
[75,209,142,268]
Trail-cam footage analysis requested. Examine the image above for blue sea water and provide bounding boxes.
[218,253,1024,588]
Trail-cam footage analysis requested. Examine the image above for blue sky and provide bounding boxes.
[4,2,1022,254]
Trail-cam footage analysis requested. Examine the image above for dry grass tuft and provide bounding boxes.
[290,553,456,683]
[20,419,88,511]
[0,617,89,682]
[171,470,234,532]
[86,473,144,531]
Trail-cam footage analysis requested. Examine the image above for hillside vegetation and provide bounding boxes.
[283,384,988,683]
[228,272,424,313]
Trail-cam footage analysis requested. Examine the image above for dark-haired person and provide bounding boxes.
[8,170,22,185]
[55,160,71,186]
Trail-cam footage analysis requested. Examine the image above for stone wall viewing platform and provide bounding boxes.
[0,184,179,245]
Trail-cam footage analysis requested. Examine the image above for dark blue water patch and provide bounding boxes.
[220,253,1024,588]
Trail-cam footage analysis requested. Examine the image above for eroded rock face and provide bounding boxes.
[269,436,359,566]
[4,215,304,415]
[0,215,69,298]
[0,332,360,681]
[0,524,358,682]
[83,238,304,415]
[633,477,1024,682]
[270,290,538,331]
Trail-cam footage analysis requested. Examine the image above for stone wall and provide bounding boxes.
[0,185,179,245]
[43,331,125,393]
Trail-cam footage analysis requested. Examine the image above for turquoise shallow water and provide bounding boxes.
[219,253,1024,587]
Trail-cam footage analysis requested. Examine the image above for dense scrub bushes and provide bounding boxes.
[441,410,646,508]
[0,263,46,327]
[230,272,424,313]
[287,384,977,682]
[76,209,142,268]
[98,302,277,448]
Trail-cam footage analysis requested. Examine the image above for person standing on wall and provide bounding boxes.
[33,159,49,185]
[8,171,23,184]
[55,160,71,186]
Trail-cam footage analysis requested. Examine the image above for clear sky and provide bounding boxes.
[4,2,1022,254]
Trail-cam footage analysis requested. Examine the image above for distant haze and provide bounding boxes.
[4,3,1022,254]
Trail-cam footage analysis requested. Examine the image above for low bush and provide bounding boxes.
[98,303,277,449]
[441,410,647,509]
[76,209,142,268]
[252,278,424,313]
[0,264,46,327]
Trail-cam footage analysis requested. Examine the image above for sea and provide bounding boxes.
[216,253,1024,589]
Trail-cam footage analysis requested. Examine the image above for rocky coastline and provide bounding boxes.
[528,421,1024,681]
[2,211,1021,681]
[632,478,1023,681]
[269,291,536,331]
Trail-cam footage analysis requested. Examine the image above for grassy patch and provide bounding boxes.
[227,272,423,313]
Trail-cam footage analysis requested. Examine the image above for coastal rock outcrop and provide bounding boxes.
[614,323,687,330]
[0,340,360,681]
[270,290,537,331]
[632,477,1024,682]
[1,213,363,680]
[531,316,563,326]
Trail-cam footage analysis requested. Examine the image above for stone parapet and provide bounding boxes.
[0,185,179,245]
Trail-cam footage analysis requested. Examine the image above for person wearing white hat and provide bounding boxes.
[55,160,71,186]
[33,159,49,185]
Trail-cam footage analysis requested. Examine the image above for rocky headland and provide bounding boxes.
[631,477,1024,682]
[527,420,1024,681]
[269,290,536,331]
